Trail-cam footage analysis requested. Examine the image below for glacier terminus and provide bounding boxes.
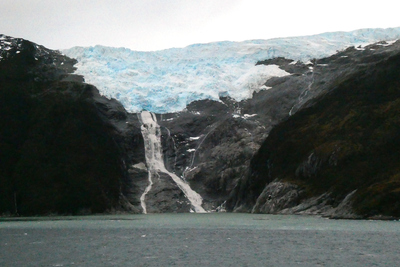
[63,27,400,113]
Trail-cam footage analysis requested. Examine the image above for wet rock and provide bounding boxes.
[252,181,302,214]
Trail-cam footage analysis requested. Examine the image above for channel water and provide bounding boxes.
[1,213,399,266]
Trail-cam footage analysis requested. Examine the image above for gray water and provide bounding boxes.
[1,213,399,266]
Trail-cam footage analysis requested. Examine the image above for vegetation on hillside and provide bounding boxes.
[247,53,400,217]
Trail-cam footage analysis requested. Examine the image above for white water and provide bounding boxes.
[139,111,206,213]
[138,112,157,214]
[139,173,153,214]
[289,64,315,116]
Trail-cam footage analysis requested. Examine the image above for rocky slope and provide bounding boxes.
[227,41,400,219]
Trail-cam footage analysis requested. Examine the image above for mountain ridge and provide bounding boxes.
[0,34,140,215]
[2,29,400,218]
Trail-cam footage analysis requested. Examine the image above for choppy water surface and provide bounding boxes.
[1,213,399,266]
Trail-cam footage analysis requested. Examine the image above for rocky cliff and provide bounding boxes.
[0,35,145,215]
[227,41,400,219]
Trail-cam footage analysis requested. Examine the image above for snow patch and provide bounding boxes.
[132,162,147,170]
[259,85,272,90]
[233,64,290,98]
[376,40,397,47]
[244,114,258,118]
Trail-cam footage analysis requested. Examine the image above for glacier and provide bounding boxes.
[62,27,400,113]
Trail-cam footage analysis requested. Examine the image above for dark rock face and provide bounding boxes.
[227,41,400,219]
[0,35,144,215]
[156,99,267,210]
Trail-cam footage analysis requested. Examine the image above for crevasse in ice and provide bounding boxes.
[62,27,400,113]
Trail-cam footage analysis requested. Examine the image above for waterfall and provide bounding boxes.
[139,111,206,213]
[289,63,315,116]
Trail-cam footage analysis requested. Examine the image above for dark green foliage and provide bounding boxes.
[0,41,123,215]
[249,53,400,217]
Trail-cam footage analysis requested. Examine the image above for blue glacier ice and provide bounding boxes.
[62,27,400,113]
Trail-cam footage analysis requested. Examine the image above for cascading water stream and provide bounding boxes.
[164,127,178,172]
[289,63,315,116]
[183,121,222,179]
[138,111,206,213]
